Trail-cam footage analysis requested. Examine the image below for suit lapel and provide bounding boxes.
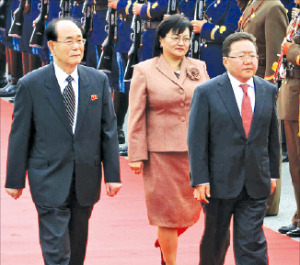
[155,55,184,88]
[44,64,73,135]
[247,76,265,141]
[217,73,246,138]
[74,65,90,136]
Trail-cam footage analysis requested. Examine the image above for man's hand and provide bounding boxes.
[194,184,210,203]
[129,161,144,174]
[281,41,294,55]
[191,20,207,33]
[270,180,277,195]
[132,3,142,15]
[108,0,118,9]
[6,188,23,199]
[106,182,122,197]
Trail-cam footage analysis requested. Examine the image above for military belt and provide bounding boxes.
[286,67,300,79]
[144,21,161,30]
[95,4,108,11]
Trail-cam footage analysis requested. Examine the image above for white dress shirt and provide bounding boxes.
[53,63,79,133]
[227,71,255,116]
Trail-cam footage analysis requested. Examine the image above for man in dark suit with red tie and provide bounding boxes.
[188,32,280,265]
[5,17,122,265]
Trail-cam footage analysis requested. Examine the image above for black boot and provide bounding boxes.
[0,77,18,97]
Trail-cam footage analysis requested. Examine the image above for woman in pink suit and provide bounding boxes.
[128,15,209,265]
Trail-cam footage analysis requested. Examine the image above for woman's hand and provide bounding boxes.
[191,20,207,33]
[129,161,144,174]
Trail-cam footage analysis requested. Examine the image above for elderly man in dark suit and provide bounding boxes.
[5,17,122,265]
[188,32,280,265]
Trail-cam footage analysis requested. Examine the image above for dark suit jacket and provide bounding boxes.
[5,63,120,207]
[188,73,280,199]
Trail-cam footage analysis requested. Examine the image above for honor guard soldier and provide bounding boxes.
[83,0,107,68]
[0,0,10,88]
[191,0,242,78]
[0,0,23,98]
[105,0,133,155]
[238,0,288,216]
[8,0,43,102]
[132,0,167,61]
[277,2,300,237]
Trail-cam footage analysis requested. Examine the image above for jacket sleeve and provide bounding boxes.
[188,85,210,187]
[139,0,167,21]
[286,43,300,65]
[128,64,149,162]
[5,80,33,189]
[101,75,121,183]
[264,4,288,81]
[200,0,242,43]
[117,0,133,15]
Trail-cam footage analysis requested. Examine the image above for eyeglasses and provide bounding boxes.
[167,35,191,44]
[55,38,86,46]
[227,54,259,61]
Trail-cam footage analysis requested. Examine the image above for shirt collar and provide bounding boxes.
[53,62,78,89]
[227,71,254,89]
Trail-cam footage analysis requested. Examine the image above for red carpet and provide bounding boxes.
[1,99,299,265]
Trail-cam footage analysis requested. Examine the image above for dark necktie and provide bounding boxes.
[63,75,75,128]
[240,84,253,137]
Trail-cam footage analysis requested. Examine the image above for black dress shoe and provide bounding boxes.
[119,145,128,156]
[0,83,18,97]
[286,227,300,237]
[282,154,289,163]
[278,224,296,234]
[118,130,125,144]
[0,77,7,88]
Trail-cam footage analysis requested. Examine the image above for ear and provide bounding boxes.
[159,36,163,48]
[222,57,228,69]
[47,41,55,56]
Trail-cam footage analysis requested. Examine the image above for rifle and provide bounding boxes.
[0,0,11,31]
[123,0,144,82]
[29,0,49,48]
[97,7,117,73]
[8,0,26,38]
[166,0,177,15]
[59,0,71,17]
[81,0,95,38]
[190,0,204,59]
[274,6,300,84]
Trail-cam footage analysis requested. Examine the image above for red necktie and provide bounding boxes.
[240,84,253,137]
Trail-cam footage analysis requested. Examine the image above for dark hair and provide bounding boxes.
[153,14,193,57]
[222,32,258,57]
[45,17,83,42]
